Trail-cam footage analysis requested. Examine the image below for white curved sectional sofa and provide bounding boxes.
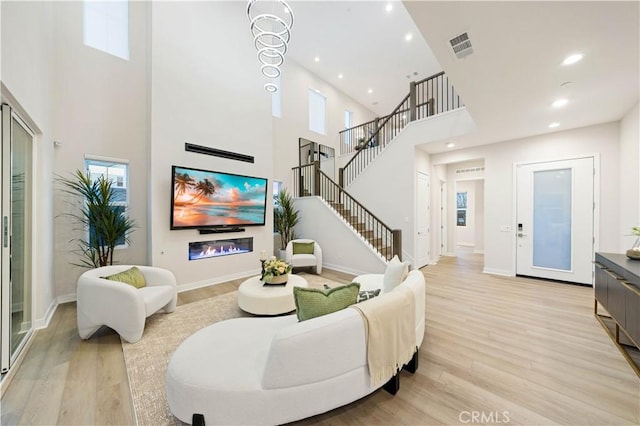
[166,270,425,425]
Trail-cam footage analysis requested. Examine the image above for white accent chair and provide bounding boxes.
[285,239,322,274]
[77,265,177,343]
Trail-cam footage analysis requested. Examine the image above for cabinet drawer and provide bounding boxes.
[594,263,608,307]
[606,270,625,321]
[622,281,640,346]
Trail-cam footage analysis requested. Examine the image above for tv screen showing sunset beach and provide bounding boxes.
[171,166,267,229]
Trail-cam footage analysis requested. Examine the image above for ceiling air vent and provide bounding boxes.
[449,32,473,59]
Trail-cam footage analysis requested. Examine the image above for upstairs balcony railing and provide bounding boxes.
[293,162,402,261]
[339,71,464,187]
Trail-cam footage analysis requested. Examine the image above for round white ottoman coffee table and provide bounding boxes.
[237,274,308,315]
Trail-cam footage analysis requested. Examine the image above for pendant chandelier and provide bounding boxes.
[247,0,294,93]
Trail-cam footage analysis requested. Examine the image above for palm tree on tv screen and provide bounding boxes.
[192,178,215,202]
[174,172,216,206]
[174,172,195,198]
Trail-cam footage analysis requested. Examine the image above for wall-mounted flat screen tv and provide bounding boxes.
[171,165,268,229]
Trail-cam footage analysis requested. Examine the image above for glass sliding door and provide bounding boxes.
[1,105,33,373]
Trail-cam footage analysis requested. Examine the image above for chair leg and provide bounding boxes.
[192,413,205,426]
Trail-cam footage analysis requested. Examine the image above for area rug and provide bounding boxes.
[121,273,347,426]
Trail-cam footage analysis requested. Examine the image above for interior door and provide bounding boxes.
[516,157,594,285]
[416,172,430,268]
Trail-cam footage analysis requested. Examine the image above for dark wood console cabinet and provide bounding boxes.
[594,252,640,377]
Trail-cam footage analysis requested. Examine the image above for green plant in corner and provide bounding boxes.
[58,169,137,268]
[274,188,299,250]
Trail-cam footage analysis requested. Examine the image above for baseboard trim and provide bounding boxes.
[483,267,513,277]
[34,298,60,330]
[322,262,378,277]
[177,269,260,293]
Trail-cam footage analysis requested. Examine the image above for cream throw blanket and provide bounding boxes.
[351,285,416,387]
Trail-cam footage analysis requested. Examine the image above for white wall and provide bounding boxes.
[275,60,377,186]
[51,1,150,300]
[432,122,620,276]
[347,108,476,265]
[293,197,386,275]
[149,2,273,289]
[619,102,640,250]
[1,1,56,324]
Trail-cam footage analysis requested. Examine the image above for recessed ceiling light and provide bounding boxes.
[338,74,343,79]
[405,33,413,42]
[314,57,320,62]
[562,53,583,66]
[548,122,560,128]
[385,3,393,12]
[446,142,455,148]
[368,89,373,94]
[552,98,568,108]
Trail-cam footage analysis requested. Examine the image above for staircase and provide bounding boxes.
[293,72,463,261]
[293,162,401,261]
[339,71,464,187]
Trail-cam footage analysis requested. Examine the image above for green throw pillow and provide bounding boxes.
[102,266,147,289]
[293,283,360,321]
[292,242,314,255]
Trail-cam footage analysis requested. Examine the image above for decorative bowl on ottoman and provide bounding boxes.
[264,273,288,285]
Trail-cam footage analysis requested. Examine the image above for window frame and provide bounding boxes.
[84,155,131,249]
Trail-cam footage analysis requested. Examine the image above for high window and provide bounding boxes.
[272,76,282,118]
[308,89,326,135]
[83,0,130,60]
[344,110,353,146]
[85,157,129,247]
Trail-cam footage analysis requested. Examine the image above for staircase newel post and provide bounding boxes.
[392,229,402,261]
[313,161,320,196]
[338,168,344,188]
[409,81,417,122]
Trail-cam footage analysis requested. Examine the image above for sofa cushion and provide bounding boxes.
[293,283,360,321]
[383,255,404,293]
[292,241,314,255]
[102,266,146,289]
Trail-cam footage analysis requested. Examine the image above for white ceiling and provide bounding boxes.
[285,1,639,155]
[286,1,442,115]
[405,1,640,153]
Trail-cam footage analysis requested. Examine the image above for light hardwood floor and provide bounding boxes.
[1,254,638,425]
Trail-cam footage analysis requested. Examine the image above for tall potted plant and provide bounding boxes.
[274,188,299,257]
[59,169,136,268]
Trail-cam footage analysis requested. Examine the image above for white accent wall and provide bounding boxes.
[51,1,150,299]
[1,1,55,323]
[149,2,273,289]
[432,121,621,276]
[619,102,640,250]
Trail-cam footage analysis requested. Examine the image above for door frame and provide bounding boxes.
[1,103,37,374]
[511,154,600,279]
[415,171,430,268]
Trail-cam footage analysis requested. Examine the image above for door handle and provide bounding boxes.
[517,232,527,237]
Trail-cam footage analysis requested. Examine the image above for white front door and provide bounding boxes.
[516,157,594,285]
[416,172,430,268]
